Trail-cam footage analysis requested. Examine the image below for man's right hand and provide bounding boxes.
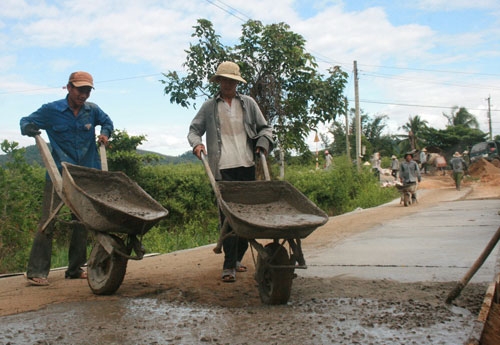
[23,123,41,137]
[193,144,206,160]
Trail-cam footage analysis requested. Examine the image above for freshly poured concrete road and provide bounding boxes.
[302,197,500,283]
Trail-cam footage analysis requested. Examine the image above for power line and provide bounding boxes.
[203,0,249,22]
[361,71,500,91]
[359,62,500,78]
[355,99,500,112]
[0,73,163,96]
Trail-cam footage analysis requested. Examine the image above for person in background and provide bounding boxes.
[324,150,333,169]
[450,152,467,191]
[390,155,399,180]
[20,71,114,286]
[419,148,428,174]
[399,152,421,203]
[188,61,273,283]
[462,150,470,167]
[371,152,382,179]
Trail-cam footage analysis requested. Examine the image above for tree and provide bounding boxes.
[399,115,429,151]
[329,108,395,159]
[161,19,348,155]
[422,126,486,157]
[443,106,479,129]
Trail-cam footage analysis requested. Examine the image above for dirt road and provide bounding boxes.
[0,160,499,344]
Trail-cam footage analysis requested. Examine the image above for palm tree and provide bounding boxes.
[443,106,479,129]
[399,115,429,151]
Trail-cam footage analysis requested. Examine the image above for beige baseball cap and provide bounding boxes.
[68,71,94,88]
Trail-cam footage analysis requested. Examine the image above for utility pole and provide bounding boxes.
[344,97,351,163]
[486,96,492,140]
[353,61,361,170]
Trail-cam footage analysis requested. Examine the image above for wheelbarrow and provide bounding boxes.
[395,182,418,207]
[34,134,169,295]
[201,152,328,305]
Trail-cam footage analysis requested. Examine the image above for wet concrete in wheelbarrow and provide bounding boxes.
[0,172,499,344]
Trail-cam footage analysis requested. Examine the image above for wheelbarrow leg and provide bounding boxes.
[288,239,306,267]
[213,219,231,254]
[39,201,64,233]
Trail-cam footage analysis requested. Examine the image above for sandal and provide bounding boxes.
[27,276,50,286]
[65,270,87,279]
[236,261,247,273]
[221,268,236,283]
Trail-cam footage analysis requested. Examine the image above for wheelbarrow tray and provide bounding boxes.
[396,183,417,193]
[217,180,328,239]
[61,162,168,235]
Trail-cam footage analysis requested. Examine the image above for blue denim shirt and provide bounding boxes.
[20,96,114,172]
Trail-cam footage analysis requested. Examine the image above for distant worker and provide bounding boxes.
[462,150,470,167]
[399,152,421,203]
[419,148,428,174]
[371,152,381,179]
[450,152,467,191]
[324,150,333,169]
[390,155,399,180]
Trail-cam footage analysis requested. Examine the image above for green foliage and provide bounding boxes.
[422,125,487,157]
[330,110,398,159]
[443,106,479,129]
[107,129,160,178]
[0,141,45,272]
[285,156,398,215]
[398,115,429,151]
[137,164,217,225]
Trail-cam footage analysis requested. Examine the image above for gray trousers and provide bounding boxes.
[26,179,87,279]
[219,166,254,270]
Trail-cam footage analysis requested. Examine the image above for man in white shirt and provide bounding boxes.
[188,61,273,282]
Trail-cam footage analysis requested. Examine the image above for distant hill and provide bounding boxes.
[0,145,198,166]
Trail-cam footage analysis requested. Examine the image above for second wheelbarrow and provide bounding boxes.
[201,152,328,304]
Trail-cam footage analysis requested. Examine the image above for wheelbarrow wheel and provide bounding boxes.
[256,242,293,305]
[87,235,128,295]
[403,192,410,207]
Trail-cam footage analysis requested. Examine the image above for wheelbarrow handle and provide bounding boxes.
[99,143,108,171]
[200,152,223,204]
[34,134,63,197]
[259,151,271,181]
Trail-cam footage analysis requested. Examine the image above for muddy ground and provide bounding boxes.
[0,159,499,344]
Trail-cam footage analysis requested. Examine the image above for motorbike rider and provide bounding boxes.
[399,152,421,203]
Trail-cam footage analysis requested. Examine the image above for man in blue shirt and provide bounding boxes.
[20,71,114,286]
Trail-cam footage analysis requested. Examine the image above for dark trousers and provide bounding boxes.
[26,180,88,279]
[219,166,255,270]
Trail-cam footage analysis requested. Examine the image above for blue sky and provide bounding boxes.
[1,0,499,156]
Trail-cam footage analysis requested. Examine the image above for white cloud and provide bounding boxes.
[414,0,498,11]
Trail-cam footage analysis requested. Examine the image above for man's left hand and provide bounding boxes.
[98,135,109,145]
[255,146,266,155]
